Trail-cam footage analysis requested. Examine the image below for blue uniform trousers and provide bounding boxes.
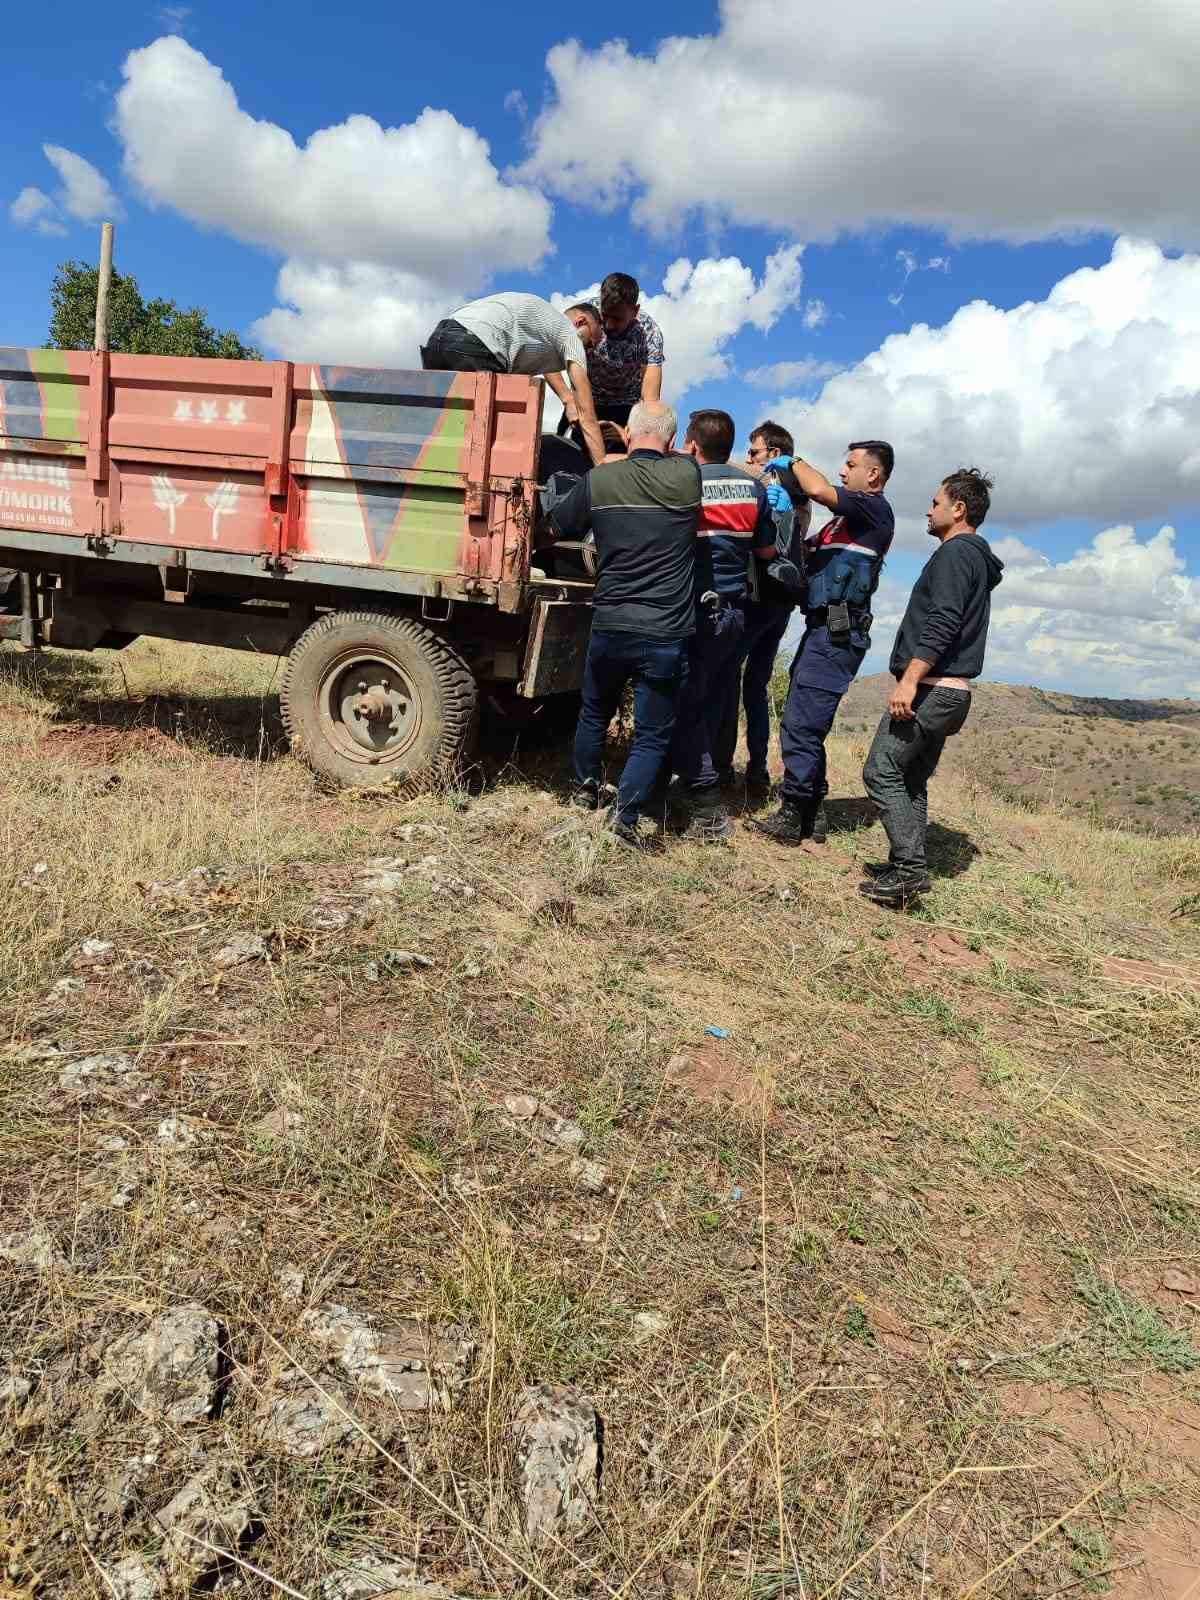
[574,629,689,826]
[713,600,794,776]
[669,600,745,792]
[780,619,871,805]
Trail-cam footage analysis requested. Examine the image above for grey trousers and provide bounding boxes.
[862,685,971,871]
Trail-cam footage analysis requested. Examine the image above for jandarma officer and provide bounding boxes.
[747,440,895,845]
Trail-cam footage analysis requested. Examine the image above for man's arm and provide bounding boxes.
[547,473,593,542]
[640,317,665,403]
[566,361,606,467]
[768,455,839,511]
[546,369,577,424]
[888,657,933,721]
[640,363,663,403]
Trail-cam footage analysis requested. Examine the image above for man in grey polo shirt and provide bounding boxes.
[421,292,607,466]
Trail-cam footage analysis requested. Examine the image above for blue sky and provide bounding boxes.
[4,0,1199,698]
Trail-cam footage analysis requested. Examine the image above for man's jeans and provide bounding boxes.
[669,600,745,793]
[713,601,793,776]
[420,319,506,373]
[862,685,972,872]
[780,620,871,804]
[574,629,689,826]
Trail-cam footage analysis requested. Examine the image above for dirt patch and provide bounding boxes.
[883,927,992,976]
[1097,955,1200,995]
[39,722,188,766]
[667,1043,776,1116]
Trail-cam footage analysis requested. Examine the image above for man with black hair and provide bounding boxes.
[747,441,895,846]
[568,272,665,433]
[665,408,781,841]
[714,419,812,793]
[859,467,1003,906]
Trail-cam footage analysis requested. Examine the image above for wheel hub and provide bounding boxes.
[335,666,415,754]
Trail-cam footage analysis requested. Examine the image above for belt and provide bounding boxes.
[804,605,869,624]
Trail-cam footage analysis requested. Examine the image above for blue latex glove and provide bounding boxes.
[766,482,792,513]
[765,454,794,474]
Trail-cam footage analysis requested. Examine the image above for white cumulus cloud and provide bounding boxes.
[744,357,841,390]
[115,36,552,281]
[43,143,124,222]
[520,0,1200,243]
[252,262,453,367]
[769,238,1200,539]
[9,186,66,235]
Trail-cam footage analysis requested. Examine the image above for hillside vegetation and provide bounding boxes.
[2,638,1200,1600]
[837,676,1200,836]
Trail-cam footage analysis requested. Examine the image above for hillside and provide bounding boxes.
[837,675,1200,835]
[2,637,1200,1600]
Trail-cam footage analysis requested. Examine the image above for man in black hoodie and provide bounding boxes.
[859,467,1003,907]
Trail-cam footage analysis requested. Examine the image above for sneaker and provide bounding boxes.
[857,868,931,907]
[605,815,649,849]
[745,801,813,845]
[683,807,735,843]
[861,859,896,879]
[569,780,600,811]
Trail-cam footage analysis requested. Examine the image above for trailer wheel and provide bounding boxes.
[281,610,477,788]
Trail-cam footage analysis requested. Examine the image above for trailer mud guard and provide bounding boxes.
[517,597,593,697]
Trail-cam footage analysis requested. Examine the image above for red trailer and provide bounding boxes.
[0,346,594,784]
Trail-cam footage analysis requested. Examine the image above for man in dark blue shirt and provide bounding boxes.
[667,408,780,841]
[549,400,701,846]
[748,440,895,846]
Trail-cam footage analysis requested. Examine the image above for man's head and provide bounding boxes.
[683,408,735,464]
[625,399,677,453]
[599,272,640,338]
[747,419,795,470]
[841,440,894,493]
[928,466,993,539]
[565,303,602,350]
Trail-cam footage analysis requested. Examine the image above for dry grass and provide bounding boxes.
[2,637,1200,1599]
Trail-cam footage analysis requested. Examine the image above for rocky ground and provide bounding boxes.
[2,638,1200,1599]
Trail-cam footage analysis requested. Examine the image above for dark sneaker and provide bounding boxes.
[745,801,811,844]
[569,780,600,811]
[605,816,649,849]
[861,859,896,879]
[683,807,735,843]
[857,868,931,907]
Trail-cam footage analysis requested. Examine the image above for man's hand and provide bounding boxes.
[766,482,791,514]
[888,679,918,721]
[765,455,794,474]
[562,395,580,425]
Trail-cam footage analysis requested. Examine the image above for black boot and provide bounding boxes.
[857,867,932,907]
[861,858,896,879]
[805,799,828,845]
[745,800,811,844]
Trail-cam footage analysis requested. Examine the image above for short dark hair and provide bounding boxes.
[565,302,602,336]
[941,466,993,528]
[685,408,735,462]
[848,439,894,482]
[750,419,794,456]
[600,272,639,315]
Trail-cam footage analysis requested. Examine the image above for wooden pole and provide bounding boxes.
[94,222,114,352]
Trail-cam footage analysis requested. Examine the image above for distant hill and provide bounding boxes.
[835,675,1200,833]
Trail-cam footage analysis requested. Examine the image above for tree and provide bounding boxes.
[48,260,260,360]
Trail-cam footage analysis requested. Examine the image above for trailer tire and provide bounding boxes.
[281,610,477,789]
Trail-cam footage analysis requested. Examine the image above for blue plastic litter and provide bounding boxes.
[705,1026,730,1039]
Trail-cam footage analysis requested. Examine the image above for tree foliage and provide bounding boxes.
[49,260,260,360]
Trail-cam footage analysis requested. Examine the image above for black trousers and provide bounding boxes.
[420,319,506,373]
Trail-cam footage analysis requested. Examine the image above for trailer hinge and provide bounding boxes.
[86,533,113,557]
[261,552,294,576]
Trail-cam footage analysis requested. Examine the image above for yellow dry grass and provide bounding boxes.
[2,637,1200,1600]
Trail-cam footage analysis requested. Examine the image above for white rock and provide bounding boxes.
[300,1303,474,1410]
[569,1157,609,1194]
[252,1107,305,1144]
[99,1554,162,1600]
[510,1383,600,1541]
[632,1311,669,1344]
[100,1134,130,1153]
[58,1053,138,1094]
[260,1369,356,1458]
[154,1459,256,1571]
[320,1554,417,1600]
[78,938,116,965]
[0,1229,65,1271]
[98,1304,223,1425]
[0,1374,33,1403]
[503,1094,539,1120]
[156,1116,204,1151]
[384,949,434,970]
[213,932,268,970]
[50,977,85,998]
[276,1263,306,1301]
